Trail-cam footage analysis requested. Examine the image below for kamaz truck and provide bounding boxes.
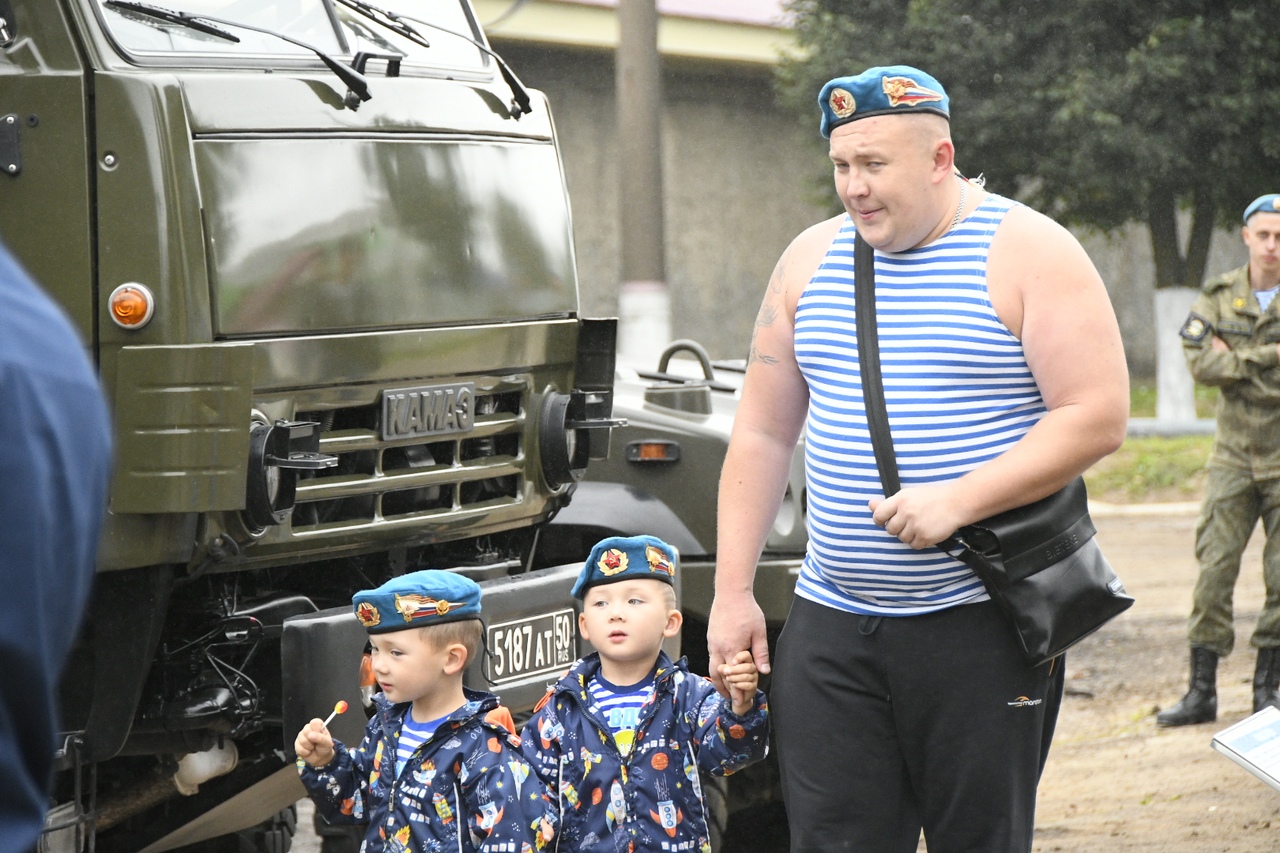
[0,2,618,850]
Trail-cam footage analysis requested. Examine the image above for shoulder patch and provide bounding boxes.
[1180,313,1212,343]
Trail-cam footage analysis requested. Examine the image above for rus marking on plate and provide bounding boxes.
[382,382,475,441]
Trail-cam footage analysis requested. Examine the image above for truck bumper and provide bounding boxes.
[281,562,584,751]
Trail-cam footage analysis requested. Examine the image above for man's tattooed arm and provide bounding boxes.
[747,250,789,367]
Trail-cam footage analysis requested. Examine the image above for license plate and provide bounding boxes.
[381,382,475,441]
[485,609,576,685]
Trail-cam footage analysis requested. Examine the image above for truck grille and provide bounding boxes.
[292,382,526,532]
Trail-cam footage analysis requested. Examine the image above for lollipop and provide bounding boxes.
[321,700,349,728]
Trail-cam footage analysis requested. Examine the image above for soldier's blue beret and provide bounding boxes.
[1243,194,1280,223]
[818,65,950,138]
[571,535,678,600]
[353,569,482,633]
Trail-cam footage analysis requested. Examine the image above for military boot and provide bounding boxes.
[1157,646,1218,727]
[1253,647,1280,713]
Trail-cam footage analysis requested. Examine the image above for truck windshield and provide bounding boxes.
[99,1,346,56]
[98,0,486,71]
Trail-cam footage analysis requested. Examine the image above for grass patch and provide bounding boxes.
[1128,379,1220,419]
[1085,380,1217,502]
[1085,434,1213,502]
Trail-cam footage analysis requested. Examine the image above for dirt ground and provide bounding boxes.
[295,503,1280,853]
[1027,505,1279,852]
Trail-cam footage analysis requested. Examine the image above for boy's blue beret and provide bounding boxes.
[353,569,482,633]
[1244,194,1280,223]
[818,65,950,138]
[571,535,678,600]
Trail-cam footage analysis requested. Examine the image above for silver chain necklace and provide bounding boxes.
[950,178,968,232]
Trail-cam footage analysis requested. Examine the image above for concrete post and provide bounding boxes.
[1155,286,1199,423]
[616,0,670,365]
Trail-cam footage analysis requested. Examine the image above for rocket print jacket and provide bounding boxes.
[299,689,556,853]
[520,652,769,853]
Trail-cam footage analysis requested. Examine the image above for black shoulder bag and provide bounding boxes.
[853,232,1134,666]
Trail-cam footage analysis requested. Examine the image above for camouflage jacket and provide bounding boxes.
[298,689,556,853]
[519,652,768,853]
[1181,264,1280,475]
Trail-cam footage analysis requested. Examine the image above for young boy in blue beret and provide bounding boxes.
[294,570,555,852]
[520,535,769,852]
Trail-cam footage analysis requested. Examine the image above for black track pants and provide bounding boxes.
[771,597,1065,853]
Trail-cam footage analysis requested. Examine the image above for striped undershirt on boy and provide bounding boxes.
[793,193,1045,617]
[588,670,656,756]
[396,712,448,776]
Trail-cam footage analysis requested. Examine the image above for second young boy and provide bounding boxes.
[521,534,769,851]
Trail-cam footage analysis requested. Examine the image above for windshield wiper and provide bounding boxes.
[333,0,532,118]
[104,0,371,107]
[336,0,431,51]
[105,1,238,42]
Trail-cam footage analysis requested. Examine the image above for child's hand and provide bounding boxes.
[719,650,760,717]
[295,718,336,767]
[539,816,555,845]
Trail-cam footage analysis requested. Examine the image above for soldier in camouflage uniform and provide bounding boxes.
[1159,194,1280,727]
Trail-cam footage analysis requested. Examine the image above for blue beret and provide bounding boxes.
[818,65,950,138]
[1244,194,1280,223]
[353,570,482,633]
[571,535,678,600]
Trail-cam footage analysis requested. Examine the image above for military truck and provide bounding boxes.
[0,1,620,850]
[537,339,807,836]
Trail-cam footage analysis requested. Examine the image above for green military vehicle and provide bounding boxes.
[537,340,807,836]
[0,1,619,850]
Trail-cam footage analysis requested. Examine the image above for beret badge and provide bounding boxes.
[646,544,675,577]
[828,88,856,120]
[882,75,945,108]
[355,601,381,628]
[395,593,458,623]
[597,548,629,577]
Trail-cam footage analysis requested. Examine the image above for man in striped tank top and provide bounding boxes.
[706,65,1129,852]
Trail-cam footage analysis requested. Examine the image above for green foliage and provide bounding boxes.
[779,0,1280,288]
[1084,434,1212,501]
[1128,380,1220,418]
[1084,381,1218,501]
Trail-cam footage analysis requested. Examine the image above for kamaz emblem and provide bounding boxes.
[381,382,475,441]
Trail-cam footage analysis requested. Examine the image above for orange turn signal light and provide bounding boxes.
[624,440,681,464]
[108,282,155,330]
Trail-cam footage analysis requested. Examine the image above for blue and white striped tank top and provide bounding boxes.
[793,193,1046,616]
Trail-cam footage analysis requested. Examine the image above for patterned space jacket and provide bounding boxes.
[520,652,769,853]
[298,689,557,853]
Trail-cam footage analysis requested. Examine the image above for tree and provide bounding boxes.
[779,0,1280,289]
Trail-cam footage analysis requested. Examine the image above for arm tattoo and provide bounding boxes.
[751,247,792,366]
[768,249,790,296]
[747,303,780,366]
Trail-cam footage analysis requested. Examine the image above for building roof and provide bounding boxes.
[474,0,795,65]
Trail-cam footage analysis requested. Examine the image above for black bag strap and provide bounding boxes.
[855,231,967,556]
[854,231,901,497]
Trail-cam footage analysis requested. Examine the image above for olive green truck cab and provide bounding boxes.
[0,2,618,850]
